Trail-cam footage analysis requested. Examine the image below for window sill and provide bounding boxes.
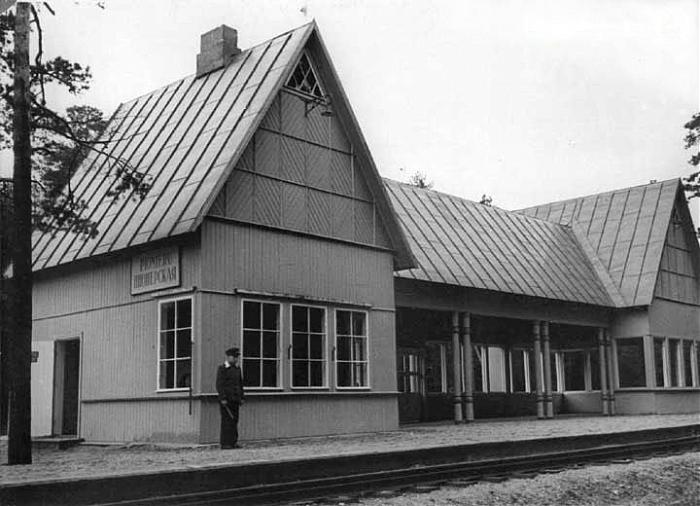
[290,387,330,391]
[156,388,190,394]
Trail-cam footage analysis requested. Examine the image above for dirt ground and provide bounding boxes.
[322,452,700,506]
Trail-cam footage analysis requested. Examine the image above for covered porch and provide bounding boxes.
[395,280,617,424]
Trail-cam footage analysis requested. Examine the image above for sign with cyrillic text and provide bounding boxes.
[131,247,180,295]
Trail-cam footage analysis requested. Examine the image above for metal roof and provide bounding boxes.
[518,178,681,307]
[386,179,617,307]
[32,22,414,271]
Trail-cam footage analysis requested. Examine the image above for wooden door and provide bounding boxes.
[397,348,425,423]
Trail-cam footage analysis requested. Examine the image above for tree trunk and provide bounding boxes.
[8,1,33,465]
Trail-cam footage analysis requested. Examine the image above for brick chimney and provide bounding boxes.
[196,25,241,78]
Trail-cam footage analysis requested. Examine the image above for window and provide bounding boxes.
[510,349,527,392]
[590,349,601,391]
[158,298,192,390]
[424,343,447,393]
[563,351,586,391]
[286,53,323,98]
[669,339,681,387]
[654,337,666,387]
[242,301,280,388]
[336,310,368,388]
[398,352,422,393]
[616,338,646,388]
[291,305,327,388]
[683,340,693,387]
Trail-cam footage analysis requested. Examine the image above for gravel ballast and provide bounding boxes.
[328,452,700,506]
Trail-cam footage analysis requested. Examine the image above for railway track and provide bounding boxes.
[104,431,700,506]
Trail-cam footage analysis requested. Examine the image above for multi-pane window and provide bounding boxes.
[242,301,280,388]
[158,298,192,390]
[616,338,646,388]
[286,53,323,98]
[336,310,368,388]
[291,305,326,388]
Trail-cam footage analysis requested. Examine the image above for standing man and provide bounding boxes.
[216,347,244,449]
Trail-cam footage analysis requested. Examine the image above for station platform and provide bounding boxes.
[0,413,697,486]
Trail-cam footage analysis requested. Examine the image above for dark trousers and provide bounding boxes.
[219,402,240,447]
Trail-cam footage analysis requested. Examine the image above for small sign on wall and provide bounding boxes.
[31,351,39,363]
[131,246,180,295]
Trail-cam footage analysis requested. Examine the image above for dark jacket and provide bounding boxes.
[216,363,245,403]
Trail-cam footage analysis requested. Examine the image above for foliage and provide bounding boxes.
[407,170,433,189]
[0,7,150,237]
[682,113,700,200]
[479,194,493,206]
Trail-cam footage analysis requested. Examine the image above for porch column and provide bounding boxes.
[605,330,616,415]
[597,328,609,415]
[461,312,475,422]
[541,321,554,419]
[451,311,464,423]
[533,320,545,419]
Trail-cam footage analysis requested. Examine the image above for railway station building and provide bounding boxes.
[26,22,700,443]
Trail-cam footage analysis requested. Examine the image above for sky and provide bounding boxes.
[1,0,698,212]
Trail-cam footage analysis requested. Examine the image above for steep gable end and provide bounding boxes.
[209,72,391,247]
[31,22,413,272]
[655,193,700,305]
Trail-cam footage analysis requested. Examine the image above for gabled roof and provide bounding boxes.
[386,179,617,307]
[518,178,682,306]
[32,22,413,271]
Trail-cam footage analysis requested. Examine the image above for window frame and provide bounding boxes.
[284,51,325,99]
[334,309,371,390]
[156,296,194,393]
[614,337,647,389]
[289,303,329,390]
[240,298,282,390]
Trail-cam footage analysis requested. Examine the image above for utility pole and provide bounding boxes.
[8,1,33,465]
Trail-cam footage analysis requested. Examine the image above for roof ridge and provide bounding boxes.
[516,177,681,213]
[383,177,578,229]
[569,223,627,307]
[115,22,317,111]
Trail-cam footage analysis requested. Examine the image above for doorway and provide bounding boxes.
[52,339,80,436]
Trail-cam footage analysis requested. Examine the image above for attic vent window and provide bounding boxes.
[286,53,323,98]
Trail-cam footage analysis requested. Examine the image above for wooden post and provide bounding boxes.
[533,321,544,419]
[8,2,34,465]
[541,321,554,419]
[598,328,609,415]
[451,312,463,423]
[461,312,474,422]
[605,330,616,415]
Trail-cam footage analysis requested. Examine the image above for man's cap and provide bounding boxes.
[226,347,240,357]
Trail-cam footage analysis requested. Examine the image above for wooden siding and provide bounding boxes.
[200,220,394,307]
[655,201,700,305]
[32,240,201,320]
[199,394,397,442]
[208,87,391,249]
[648,298,700,338]
[81,399,199,442]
